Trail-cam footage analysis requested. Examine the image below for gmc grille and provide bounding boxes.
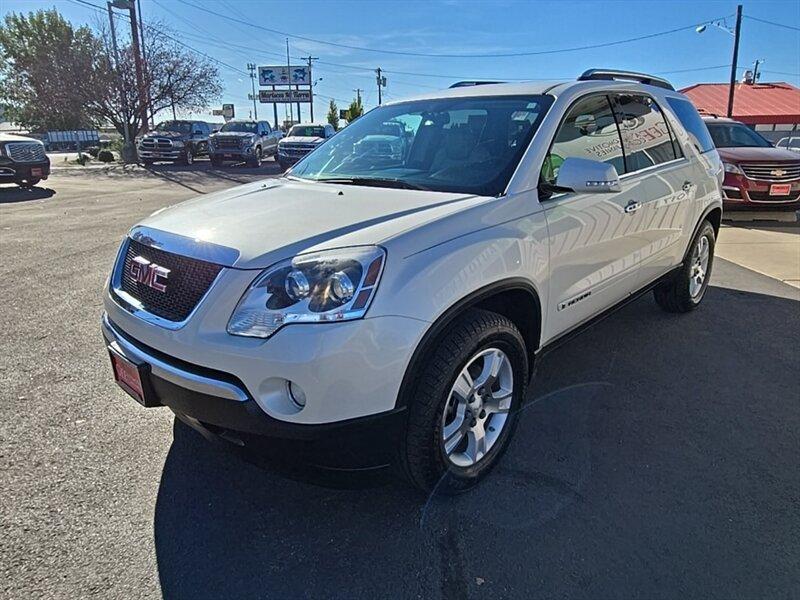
[740,163,800,182]
[215,137,242,149]
[117,238,223,322]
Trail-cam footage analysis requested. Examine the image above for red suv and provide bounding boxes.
[703,116,800,211]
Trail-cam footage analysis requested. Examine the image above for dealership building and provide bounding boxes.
[680,81,800,144]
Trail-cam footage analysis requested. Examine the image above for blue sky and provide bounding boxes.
[3,0,799,125]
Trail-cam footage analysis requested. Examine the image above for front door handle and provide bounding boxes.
[624,200,642,214]
[682,180,693,192]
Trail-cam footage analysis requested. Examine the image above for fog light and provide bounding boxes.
[287,381,306,408]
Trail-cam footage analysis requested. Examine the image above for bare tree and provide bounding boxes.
[91,20,222,139]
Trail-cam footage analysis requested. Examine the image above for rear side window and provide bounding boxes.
[666,97,715,154]
[542,94,625,183]
[612,94,679,172]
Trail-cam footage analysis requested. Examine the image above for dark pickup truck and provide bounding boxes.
[137,120,211,165]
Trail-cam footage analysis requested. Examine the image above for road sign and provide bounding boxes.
[259,89,311,103]
[222,104,234,118]
[258,65,311,86]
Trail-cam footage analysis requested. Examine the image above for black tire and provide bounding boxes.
[247,146,262,168]
[181,147,194,166]
[398,308,529,494]
[654,220,716,313]
[18,178,41,188]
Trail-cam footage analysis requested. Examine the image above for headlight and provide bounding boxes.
[723,162,744,175]
[227,246,386,339]
[172,140,185,148]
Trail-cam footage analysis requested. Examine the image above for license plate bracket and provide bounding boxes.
[769,183,791,196]
[108,346,160,407]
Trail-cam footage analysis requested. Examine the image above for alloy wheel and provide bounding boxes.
[689,234,710,298]
[440,348,514,467]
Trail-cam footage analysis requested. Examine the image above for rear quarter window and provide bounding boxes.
[665,97,715,154]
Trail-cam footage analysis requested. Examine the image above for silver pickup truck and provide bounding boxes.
[209,120,282,167]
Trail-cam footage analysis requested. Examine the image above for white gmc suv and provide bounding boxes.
[103,70,723,493]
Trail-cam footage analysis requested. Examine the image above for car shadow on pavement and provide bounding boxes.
[0,184,56,203]
[153,266,799,598]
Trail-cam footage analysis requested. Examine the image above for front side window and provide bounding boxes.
[290,95,553,196]
[543,94,624,184]
[612,94,678,172]
[705,122,773,148]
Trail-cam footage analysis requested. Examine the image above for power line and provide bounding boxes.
[744,15,800,32]
[175,0,729,59]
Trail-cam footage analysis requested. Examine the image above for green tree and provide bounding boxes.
[0,9,104,130]
[326,99,339,130]
[347,95,364,121]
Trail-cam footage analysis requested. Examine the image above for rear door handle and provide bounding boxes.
[624,200,642,214]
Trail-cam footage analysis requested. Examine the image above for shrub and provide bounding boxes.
[97,149,115,162]
[87,147,100,158]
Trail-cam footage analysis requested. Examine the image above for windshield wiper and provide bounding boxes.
[315,177,428,191]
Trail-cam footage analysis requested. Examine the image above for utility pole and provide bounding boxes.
[376,67,386,105]
[107,2,134,161]
[304,56,318,121]
[727,4,743,118]
[286,38,293,125]
[136,0,153,128]
[113,1,147,137]
[247,63,258,119]
[752,59,763,83]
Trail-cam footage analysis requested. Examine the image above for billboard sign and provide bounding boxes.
[259,89,312,103]
[258,65,311,86]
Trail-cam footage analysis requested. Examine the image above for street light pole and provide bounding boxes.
[727,4,743,118]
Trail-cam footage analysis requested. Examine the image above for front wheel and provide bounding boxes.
[247,146,262,168]
[399,308,528,494]
[181,147,194,166]
[654,220,716,313]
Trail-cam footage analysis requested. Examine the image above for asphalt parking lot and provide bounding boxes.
[1,163,799,599]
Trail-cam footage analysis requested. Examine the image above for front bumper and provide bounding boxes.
[277,149,312,164]
[0,156,50,182]
[138,148,183,160]
[722,172,800,210]
[102,314,407,469]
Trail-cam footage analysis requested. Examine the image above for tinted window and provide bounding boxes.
[220,121,258,133]
[155,121,192,133]
[543,94,624,183]
[290,95,552,196]
[705,122,772,148]
[289,125,326,138]
[665,97,715,154]
[613,94,678,172]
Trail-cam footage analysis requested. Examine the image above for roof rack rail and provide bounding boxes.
[449,80,505,88]
[577,69,674,91]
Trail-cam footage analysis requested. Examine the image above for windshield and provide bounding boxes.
[220,122,258,133]
[155,121,192,133]
[706,122,772,148]
[290,95,553,195]
[289,125,326,138]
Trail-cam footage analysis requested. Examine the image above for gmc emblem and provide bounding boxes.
[129,256,170,292]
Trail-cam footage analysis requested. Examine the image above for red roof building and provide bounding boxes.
[680,81,800,124]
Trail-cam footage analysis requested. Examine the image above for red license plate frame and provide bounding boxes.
[769,183,792,196]
[108,347,159,407]
[31,168,43,177]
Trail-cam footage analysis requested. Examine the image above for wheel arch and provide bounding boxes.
[395,278,542,409]
[683,203,722,263]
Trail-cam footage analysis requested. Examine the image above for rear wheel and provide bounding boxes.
[399,308,528,494]
[654,220,716,313]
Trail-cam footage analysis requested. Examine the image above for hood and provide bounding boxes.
[142,130,187,140]
[0,132,40,143]
[136,178,484,269]
[717,146,799,163]
[280,136,324,145]
[211,131,254,139]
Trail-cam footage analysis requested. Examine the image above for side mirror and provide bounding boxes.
[555,157,621,194]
